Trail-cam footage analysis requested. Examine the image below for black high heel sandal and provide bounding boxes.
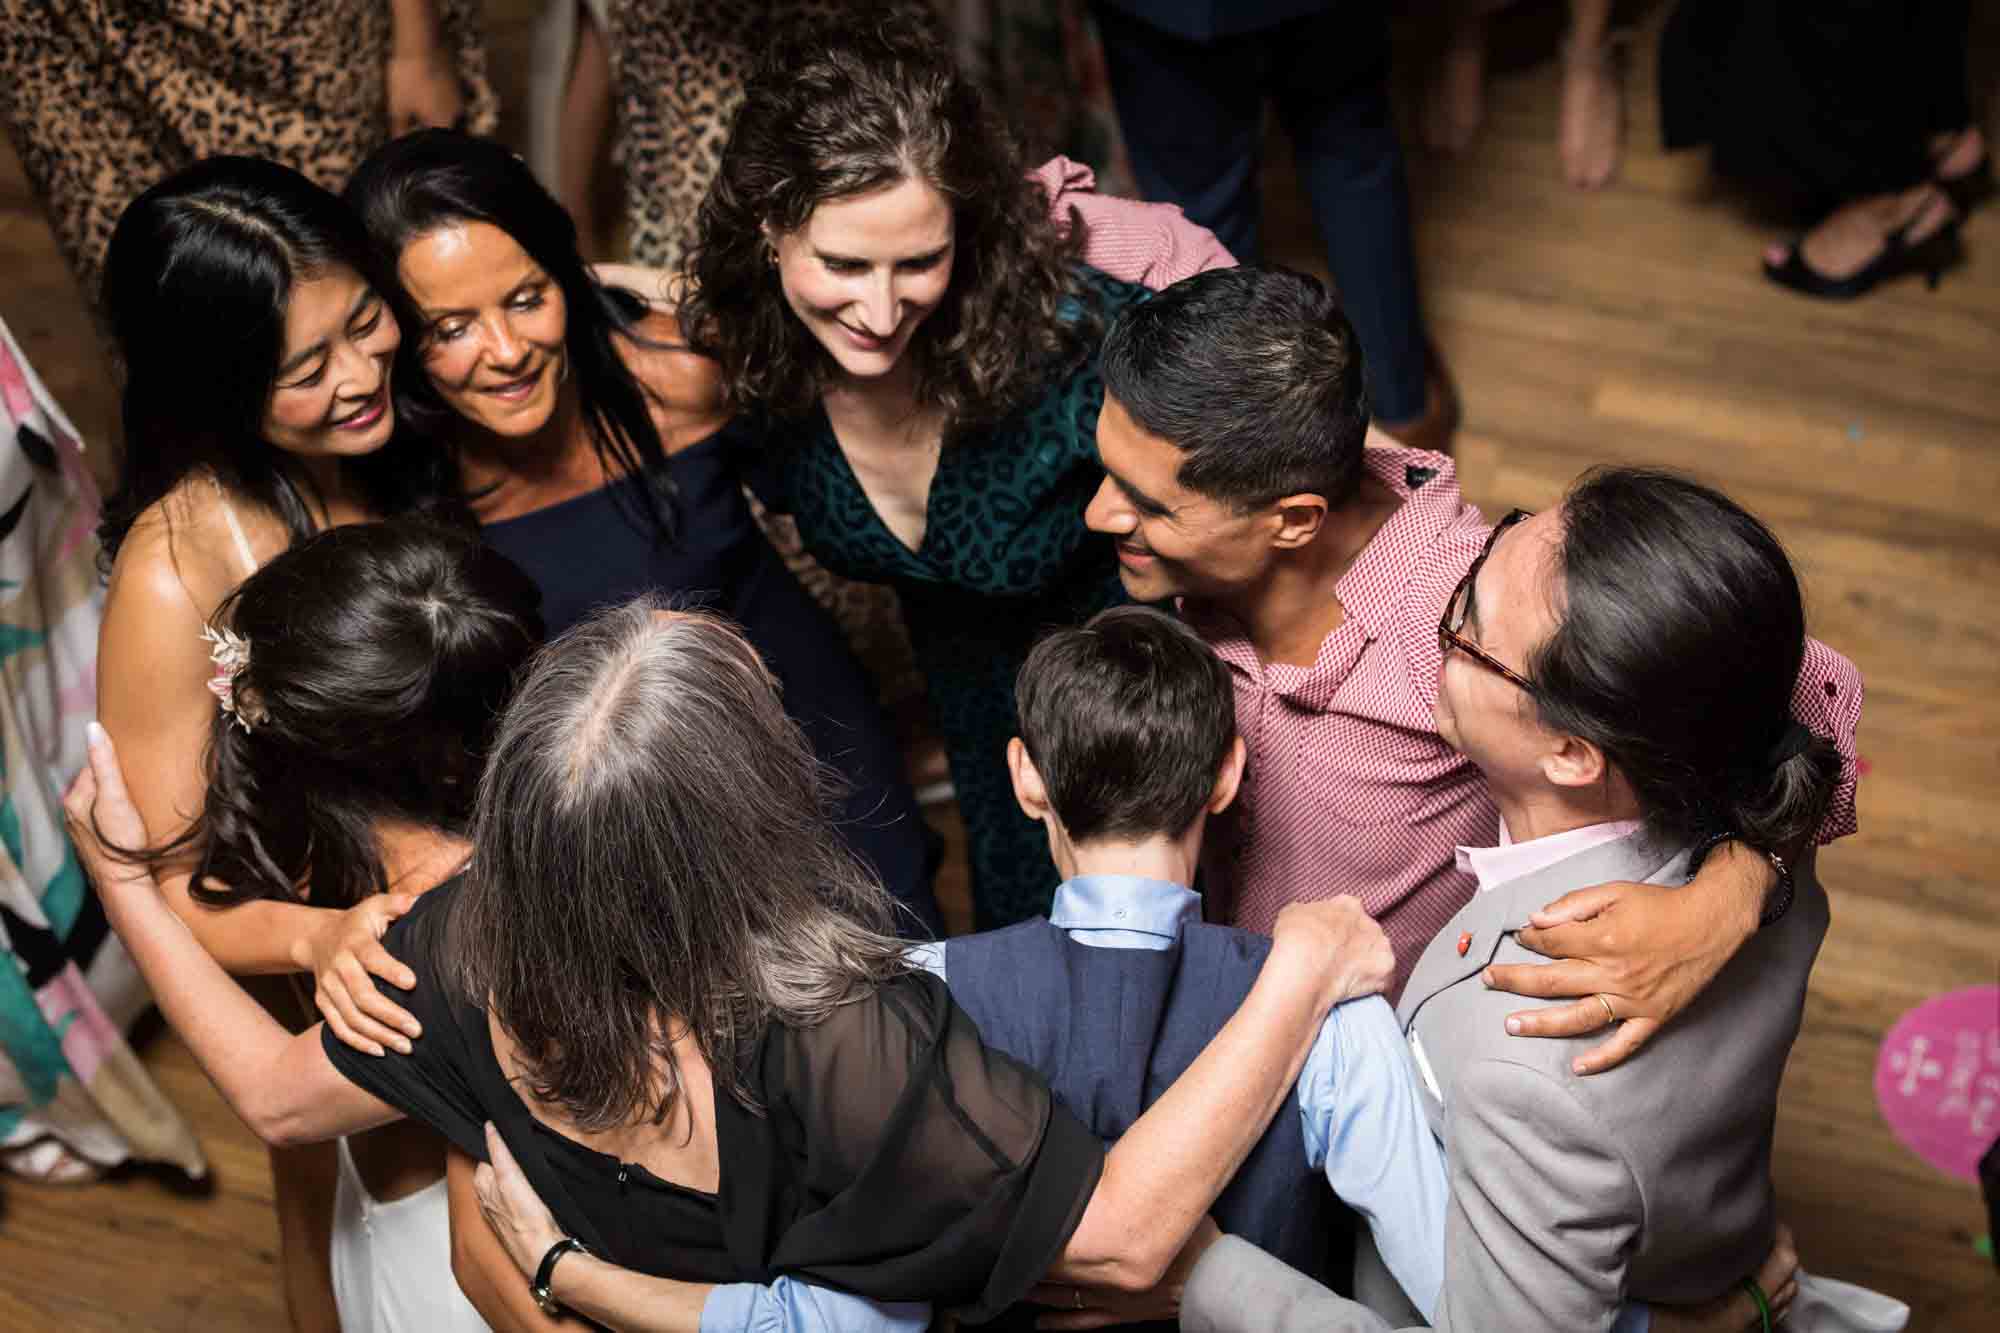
[1762,213,1965,301]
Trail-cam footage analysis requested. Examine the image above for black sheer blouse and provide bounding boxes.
[322,881,1103,1319]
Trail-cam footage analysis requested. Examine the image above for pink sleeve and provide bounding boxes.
[1793,638,1865,844]
[1030,155,1235,289]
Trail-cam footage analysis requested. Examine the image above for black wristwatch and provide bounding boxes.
[532,1236,591,1316]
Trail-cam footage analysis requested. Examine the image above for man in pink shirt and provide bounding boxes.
[1082,266,1862,1068]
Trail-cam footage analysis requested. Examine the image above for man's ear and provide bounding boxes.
[1269,492,1329,551]
[1539,732,1608,793]
[1007,737,1051,822]
[1209,736,1248,815]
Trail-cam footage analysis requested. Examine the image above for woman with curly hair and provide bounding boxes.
[674,14,1233,928]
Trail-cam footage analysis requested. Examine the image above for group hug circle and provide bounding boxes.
[72,15,1879,1333]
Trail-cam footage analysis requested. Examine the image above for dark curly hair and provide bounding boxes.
[679,12,1098,438]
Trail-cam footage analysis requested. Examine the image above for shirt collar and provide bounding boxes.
[1050,874,1202,939]
[1184,446,1465,707]
[1454,819,1646,894]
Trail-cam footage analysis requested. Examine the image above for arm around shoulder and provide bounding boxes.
[1183,1235,1395,1333]
[1031,155,1236,288]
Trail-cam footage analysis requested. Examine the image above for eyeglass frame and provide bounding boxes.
[1438,508,1539,696]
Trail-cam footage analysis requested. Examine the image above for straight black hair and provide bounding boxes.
[97,156,436,571]
[1532,468,1842,857]
[1099,266,1371,512]
[1015,606,1237,843]
[168,521,545,911]
[344,129,679,539]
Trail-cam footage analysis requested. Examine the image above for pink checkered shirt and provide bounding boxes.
[1190,447,1864,999]
[1032,155,1237,286]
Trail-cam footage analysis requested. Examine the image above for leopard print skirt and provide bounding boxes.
[0,0,498,307]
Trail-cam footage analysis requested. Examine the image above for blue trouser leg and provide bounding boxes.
[1090,4,1267,262]
[1091,3,1431,423]
[1268,6,1430,423]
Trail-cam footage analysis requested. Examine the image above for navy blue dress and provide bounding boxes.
[481,429,940,937]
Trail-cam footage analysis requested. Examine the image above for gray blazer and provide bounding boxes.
[1183,829,1828,1333]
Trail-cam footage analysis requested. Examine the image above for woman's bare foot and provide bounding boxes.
[1558,37,1623,190]
[1930,125,1987,181]
[1762,185,1956,280]
[1423,18,1488,155]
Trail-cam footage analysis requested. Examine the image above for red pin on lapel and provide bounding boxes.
[1456,931,1472,957]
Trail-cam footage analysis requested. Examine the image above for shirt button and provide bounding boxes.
[1113,909,1127,919]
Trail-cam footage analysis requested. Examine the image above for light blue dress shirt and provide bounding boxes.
[700,874,1643,1332]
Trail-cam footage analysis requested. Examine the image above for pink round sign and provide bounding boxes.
[1873,985,2000,1183]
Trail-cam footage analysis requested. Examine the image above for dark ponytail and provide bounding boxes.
[155,521,544,909]
[1729,725,1842,862]
[1529,468,1841,858]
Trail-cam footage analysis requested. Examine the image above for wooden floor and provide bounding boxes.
[3,5,1997,1329]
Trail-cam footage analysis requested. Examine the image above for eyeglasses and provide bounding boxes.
[1439,509,1538,696]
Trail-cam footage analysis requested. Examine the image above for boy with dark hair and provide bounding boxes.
[911,605,1449,1326]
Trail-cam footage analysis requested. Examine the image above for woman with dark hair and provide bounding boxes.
[132,519,542,1332]
[341,127,939,936]
[1178,467,1869,1331]
[93,155,451,1332]
[70,597,1379,1332]
[673,13,1236,928]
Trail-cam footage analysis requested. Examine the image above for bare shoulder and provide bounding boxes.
[615,310,731,453]
[103,483,240,630]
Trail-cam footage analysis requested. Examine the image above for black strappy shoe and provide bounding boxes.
[1762,214,1965,301]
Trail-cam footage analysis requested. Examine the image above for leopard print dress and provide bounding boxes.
[0,0,498,308]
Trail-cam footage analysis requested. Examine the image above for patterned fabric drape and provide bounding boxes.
[944,0,1137,197]
[0,318,205,1183]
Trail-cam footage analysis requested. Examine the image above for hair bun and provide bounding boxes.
[1763,719,1815,769]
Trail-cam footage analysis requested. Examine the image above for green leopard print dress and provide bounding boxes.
[741,267,1149,928]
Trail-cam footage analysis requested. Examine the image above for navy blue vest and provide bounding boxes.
[945,918,1341,1310]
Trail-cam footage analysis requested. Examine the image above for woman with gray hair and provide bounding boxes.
[70,595,1388,1330]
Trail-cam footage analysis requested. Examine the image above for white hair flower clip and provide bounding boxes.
[201,624,269,732]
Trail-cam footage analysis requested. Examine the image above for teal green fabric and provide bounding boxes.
[747,267,1148,927]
